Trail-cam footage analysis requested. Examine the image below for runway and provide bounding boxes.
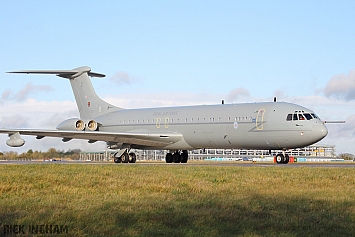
[1,160,355,168]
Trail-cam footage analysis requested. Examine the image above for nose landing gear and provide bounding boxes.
[275,153,289,164]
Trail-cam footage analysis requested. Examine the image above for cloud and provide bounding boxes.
[14,82,54,102]
[0,114,29,128]
[110,71,137,85]
[0,83,54,103]
[320,114,355,154]
[326,114,355,137]
[324,70,355,101]
[226,87,250,102]
[1,89,11,101]
[0,98,77,129]
[42,110,79,128]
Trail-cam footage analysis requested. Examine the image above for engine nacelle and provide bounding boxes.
[56,118,85,131]
[87,120,99,131]
[6,132,25,147]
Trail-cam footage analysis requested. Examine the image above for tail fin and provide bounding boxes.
[8,66,121,119]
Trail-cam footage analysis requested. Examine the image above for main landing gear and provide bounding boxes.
[165,150,188,163]
[113,151,137,163]
[275,153,289,164]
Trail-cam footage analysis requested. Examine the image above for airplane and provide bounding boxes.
[0,66,329,164]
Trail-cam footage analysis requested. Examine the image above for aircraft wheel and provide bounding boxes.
[173,152,181,163]
[181,150,188,163]
[276,154,284,164]
[121,152,129,163]
[129,152,137,163]
[113,156,122,163]
[284,154,290,164]
[165,153,173,163]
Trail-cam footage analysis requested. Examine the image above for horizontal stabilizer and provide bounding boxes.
[7,66,105,79]
[7,66,119,119]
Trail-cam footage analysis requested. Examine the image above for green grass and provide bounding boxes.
[1,164,355,236]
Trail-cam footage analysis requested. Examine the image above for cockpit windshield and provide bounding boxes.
[311,113,319,119]
[286,112,320,121]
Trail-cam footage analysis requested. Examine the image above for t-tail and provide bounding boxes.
[8,66,121,119]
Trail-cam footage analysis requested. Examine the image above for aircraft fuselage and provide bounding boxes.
[95,101,327,151]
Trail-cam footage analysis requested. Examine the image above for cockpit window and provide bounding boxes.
[286,112,320,121]
[311,113,320,119]
[304,113,313,120]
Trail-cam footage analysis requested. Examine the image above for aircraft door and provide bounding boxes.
[256,108,266,130]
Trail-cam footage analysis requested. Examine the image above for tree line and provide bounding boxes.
[0,148,82,160]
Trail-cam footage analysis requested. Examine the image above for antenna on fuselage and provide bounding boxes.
[273,97,277,102]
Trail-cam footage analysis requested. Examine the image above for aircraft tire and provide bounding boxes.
[181,150,188,163]
[129,152,137,163]
[166,153,173,163]
[276,154,284,164]
[284,154,290,164]
[113,156,122,163]
[121,152,129,163]
[173,152,181,163]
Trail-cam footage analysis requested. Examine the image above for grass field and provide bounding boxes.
[0,164,355,236]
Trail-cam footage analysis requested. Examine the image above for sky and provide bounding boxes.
[1,1,355,155]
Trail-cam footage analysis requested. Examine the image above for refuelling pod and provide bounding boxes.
[56,118,85,131]
[6,132,25,147]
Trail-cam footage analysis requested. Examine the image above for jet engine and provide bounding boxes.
[87,120,99,131]
[56,118,85,131]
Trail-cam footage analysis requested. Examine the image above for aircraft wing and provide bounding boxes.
[0,129,183,147]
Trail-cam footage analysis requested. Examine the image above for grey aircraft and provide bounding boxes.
[0,66,329,164]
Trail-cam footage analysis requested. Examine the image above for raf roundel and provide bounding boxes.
[233,121,238,129]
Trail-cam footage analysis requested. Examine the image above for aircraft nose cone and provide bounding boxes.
[312,124,328,141]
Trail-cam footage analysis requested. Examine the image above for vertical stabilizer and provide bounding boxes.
[66,67,120,119]
[8,66,121,119]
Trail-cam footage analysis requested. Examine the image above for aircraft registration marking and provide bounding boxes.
[153,111,178,116]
